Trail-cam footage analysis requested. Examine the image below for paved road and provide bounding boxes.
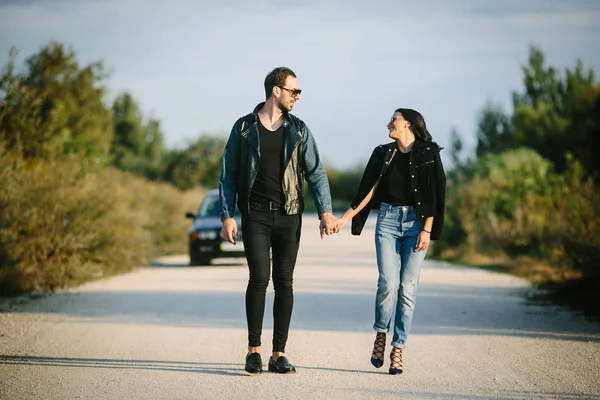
[1,217,599,400]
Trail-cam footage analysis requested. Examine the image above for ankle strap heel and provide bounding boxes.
[389,347,403,375]
[370,332,386,368]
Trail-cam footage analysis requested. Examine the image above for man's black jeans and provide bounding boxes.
[241,209,302,353]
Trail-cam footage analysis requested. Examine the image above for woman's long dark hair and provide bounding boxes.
[395,108,433,142]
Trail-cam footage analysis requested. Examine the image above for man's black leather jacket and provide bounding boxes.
[219,103,332,220]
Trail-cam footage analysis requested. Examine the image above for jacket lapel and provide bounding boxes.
[241,118,260,155]
[283,120,302,166]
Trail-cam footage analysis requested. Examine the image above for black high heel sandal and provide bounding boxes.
[389,346,403,375]
[370,332,386,368]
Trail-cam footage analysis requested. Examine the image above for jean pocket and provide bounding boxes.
[378,206,389,219]
[408,216,425,232]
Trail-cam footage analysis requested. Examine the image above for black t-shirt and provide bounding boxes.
[249,119,285,204]
[379,150,415,206]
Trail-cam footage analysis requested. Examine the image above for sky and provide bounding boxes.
[1,0,599,168]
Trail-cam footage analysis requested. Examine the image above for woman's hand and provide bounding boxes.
[416,230,430,251]
[334,216,348,233]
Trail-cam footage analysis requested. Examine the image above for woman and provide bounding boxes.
[335,108,446,375]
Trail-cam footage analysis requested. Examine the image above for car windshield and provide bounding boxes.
[197,195,220,218]
[196,194,240,218]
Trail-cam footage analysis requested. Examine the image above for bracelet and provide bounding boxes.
[422,229,431,234]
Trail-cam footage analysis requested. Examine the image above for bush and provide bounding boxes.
[0,148,148,294]
[0,146,206,295]
[105,170,205,257]
[436,148,599,282]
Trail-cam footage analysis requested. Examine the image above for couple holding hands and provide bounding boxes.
[218,67,446,375]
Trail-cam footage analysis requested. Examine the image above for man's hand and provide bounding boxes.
[319,212,338,239]
[222,218,238,245]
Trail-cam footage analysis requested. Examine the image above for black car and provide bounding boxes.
[185,189,245,266]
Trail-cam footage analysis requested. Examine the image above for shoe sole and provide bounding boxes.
[268,367,296,374]
[244,369,263,375]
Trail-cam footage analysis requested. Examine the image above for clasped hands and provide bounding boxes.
[319,213,348,239]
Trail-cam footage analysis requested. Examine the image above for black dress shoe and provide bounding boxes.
[268,356,296,374]
[245,352,263,374]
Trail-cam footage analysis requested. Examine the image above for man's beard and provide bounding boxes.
[276,99,291,113]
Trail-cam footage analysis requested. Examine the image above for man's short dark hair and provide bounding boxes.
[264,67,297,100]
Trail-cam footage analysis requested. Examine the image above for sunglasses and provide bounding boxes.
[278,86,302,97]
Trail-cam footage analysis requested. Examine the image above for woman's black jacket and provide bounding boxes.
[350,140,446,240]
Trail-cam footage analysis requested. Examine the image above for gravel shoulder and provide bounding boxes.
[1,218,599,400]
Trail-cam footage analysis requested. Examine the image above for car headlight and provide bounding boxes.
[198,230,218,240]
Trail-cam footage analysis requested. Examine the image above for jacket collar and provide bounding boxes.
[244,103,301,160]
[251,102,290,128]
[383,140,440,152]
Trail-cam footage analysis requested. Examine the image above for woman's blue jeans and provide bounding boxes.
[373,203,427,349]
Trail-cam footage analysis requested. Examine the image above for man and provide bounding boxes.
[218,67,337,374]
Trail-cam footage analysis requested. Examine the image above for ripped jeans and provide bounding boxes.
[373,203,427,349]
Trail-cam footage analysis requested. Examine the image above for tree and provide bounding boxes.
[162,135,226,190]
[512,47,600,177]
[0,42,112,162]
[475,46,600,179]
[0,48,43,156]
[111,92,145,162]
[449,128,464,168]
[141,119,166,180]
[475,103,513,157]
[110,92,165,179]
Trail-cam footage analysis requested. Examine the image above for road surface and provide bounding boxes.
[1,217,599,399]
